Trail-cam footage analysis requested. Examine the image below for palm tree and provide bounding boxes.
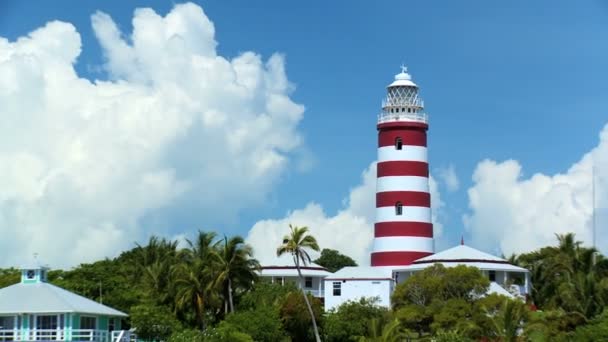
[212,235,261,313]
[172,231,220,329]
[358,319,409,342]
[277,224,322,342]
[134,236,179,304]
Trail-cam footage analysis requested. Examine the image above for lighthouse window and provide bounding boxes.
[395,137,403,150]
[395,201,403,215]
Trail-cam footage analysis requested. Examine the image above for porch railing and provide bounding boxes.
[0,329,133,342]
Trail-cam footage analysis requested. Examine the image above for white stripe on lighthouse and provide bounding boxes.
[375,206,432,223]
[376,176,430,193]
[378,146,427,163]
[372,236,435,253]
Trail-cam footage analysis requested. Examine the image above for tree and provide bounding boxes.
[130,303,182,341]
[276,224,322,342]
[172,231,220,329]
[279,291,323,342]
[222,306,288,342]
[212,235,260,314]
[392,264,489,337]
[516,233,608,326]
[314,248,357,273]
[324,297,389,342]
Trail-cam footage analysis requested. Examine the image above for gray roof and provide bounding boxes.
[0,283,127,317]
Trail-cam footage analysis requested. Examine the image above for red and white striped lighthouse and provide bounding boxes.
[371,66,434,267]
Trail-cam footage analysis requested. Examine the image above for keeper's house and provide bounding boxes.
[0,262,131,342]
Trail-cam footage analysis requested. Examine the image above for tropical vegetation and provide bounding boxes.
[0,229,606,341]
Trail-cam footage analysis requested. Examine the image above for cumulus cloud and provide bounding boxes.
[246,162,445,266]
[437,164,460,192]
[464,123,608,256]
[0,3,305,268]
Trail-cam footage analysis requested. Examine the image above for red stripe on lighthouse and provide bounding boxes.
[377,161,428,177]
[371,251,433,266]
[374,222,433,237]
[376,191,430,207]
[378,129,427,147]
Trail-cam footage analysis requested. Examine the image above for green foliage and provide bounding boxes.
[324,297,389,342]
[516,233,608,326]
[279,291,323,342]
[222,306,287,342]
[392,264,489,309]
[204,323,254,342]
[0,268,19,288]
[167,329,205,342]
[313,248,357,273]
[573,309,608,341]
[239,281,298,310]
[129,303,182,340]
[392,264,489,337]
[432,330,473,342]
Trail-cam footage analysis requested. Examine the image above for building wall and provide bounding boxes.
[324,279,392,311]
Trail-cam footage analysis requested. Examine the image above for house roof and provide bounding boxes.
[258,254,332,277]
[0,282,127,317]
[324,266,393,281]
[394,244,528,273]
[414,245,507,264]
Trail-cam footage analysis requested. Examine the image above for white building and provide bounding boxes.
[323,267,394,311]
[324,242,531,310]
[257,255,332,298]
[394,243,531,299]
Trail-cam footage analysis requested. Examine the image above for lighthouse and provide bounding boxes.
[371,67,434,267]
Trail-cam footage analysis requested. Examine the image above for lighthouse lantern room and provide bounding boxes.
[371,66,434,267]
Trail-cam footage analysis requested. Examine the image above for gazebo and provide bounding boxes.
[0,262,130,342]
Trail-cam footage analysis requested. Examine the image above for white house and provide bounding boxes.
[323,267,394,311]
[257,255,332,298]
[394,243,531,299]
[323,243,531,310]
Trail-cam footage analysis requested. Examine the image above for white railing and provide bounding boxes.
[382,97,424,108]
[303,289,323,298]
[111,330,137,342]
[0,329,125,341]
[0,329,16,341]
[377,112,428,124]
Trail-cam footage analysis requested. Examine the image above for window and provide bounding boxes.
[332,282,341,296]
[489,270,496,282]
[0,316,15,330]
[80,316,96,330]
[305,277,313,288]
[109,318,115,331]
[395,137,403,150]
[395,201,403,216]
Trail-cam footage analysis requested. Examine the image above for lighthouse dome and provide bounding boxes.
[388,66,417,88]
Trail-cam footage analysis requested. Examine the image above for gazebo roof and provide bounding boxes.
[394,244,529,273]
[0,282,127,317]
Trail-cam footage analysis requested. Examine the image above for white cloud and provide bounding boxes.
[437,164,460,192]
[0,3,305,268]
[246,162,445,266]
[464,123,608,256]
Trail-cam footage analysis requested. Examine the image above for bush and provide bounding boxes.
[323,297,389,341]
[168,329,205,342]
[223,306,287,342]
[130,303,182,340]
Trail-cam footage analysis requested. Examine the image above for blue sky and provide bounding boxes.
[1,1,607,266]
